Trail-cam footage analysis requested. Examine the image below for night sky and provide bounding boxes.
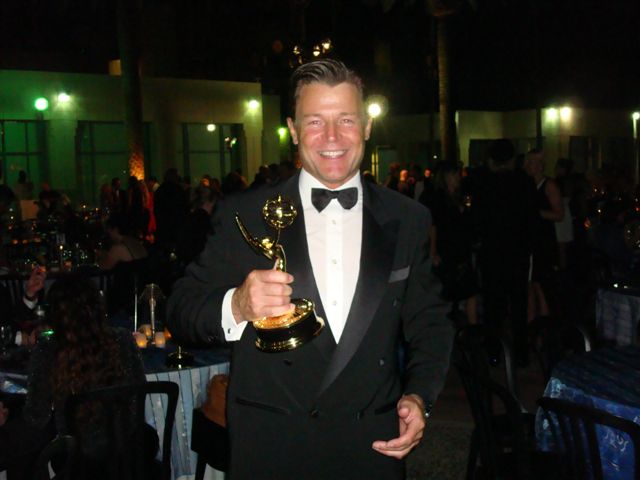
[1,0,639,115]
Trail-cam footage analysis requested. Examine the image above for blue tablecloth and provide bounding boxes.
[536,346,640,479]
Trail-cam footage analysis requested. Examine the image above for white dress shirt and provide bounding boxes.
[221,169,363,343]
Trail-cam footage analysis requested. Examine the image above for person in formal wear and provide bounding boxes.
[524,149,564,323]
[428,162,478,323]
[475,139,537,366]
[167,59,453,479]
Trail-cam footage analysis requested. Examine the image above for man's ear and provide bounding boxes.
[286,117,299,145]
[364,116,373,141]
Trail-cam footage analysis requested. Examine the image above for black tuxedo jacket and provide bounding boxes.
[168,173,453,479]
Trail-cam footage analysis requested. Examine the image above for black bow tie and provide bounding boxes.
[311,187,358,212]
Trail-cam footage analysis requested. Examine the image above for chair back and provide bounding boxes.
[64,381,179,480]
[455,325,524,412]
[538,397,640,480]
[0,274,25,310]
[529,319,592,382]
[33,435,78,480]
[455,358,532,479]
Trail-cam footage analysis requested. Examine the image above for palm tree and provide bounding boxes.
[116,0,145,180]
[425,0,464,164]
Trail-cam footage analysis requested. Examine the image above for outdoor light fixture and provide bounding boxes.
[248,99,260,110]
[366,95,388,120]
[312,46,321,57]
[368,103,382,118]
[34,97,49,111]
[633,112,640,121]
[277,127,287,139]
[560,106,572,121]
[321,39,332,52]
[206,124,216,132]
[57,92,71,103]
[546,108,559,122]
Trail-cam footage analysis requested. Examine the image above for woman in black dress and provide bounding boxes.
[428,162,478,323]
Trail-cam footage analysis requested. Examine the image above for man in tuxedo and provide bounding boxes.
[168,59,452,479]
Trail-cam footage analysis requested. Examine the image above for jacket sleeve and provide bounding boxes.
[401,207,454,408]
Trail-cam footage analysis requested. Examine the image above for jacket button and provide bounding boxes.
[392,299,400,307]
[309,409,319,418]
[379,358,385,366]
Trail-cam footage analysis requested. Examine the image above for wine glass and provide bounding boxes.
[0,324,14,357]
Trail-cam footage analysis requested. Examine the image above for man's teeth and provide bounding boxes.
[319,150,346,158]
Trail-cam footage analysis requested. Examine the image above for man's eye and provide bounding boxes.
[341,118,356,125]
[307,120,321,126]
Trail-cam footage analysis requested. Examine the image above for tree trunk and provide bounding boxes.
[117,0,145,180]
[436,16,457,163]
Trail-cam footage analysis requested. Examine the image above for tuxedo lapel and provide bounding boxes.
[318,182,396,394]
[276,176,336,357]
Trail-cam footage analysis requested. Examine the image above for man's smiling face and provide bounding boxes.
[287,82,372,189]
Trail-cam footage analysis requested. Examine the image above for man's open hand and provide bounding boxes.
[372,394,426,459]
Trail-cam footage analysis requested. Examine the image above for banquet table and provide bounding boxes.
[0,343,231,480]
[535,345,640,479]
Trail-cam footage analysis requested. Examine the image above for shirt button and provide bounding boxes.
[332,301,337,306]
[331,259,337,265]
[332,219,337,225]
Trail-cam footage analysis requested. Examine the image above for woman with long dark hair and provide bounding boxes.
[24,275,145,429]
[428,162,478,323]
[0,275,147,478]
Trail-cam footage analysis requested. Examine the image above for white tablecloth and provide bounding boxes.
[145,362,230,480]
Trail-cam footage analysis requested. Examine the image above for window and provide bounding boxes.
[180,123,243,183]
[0,120,46,191]
[76,122,152,205]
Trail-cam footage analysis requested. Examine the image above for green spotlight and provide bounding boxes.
[248,99,260,110]
[34,97,49,111]
[633,112,640,121]
[277,127,287,139]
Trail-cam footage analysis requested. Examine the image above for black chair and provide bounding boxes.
[191,408,229,479]
[538,397,640,480]
[0,274,25,309]
[64,381,179,480]
[456,359,564,480]
[455,326,562,479]
[529,319,592,382]
[33,435,78,480]
[456,325,524,411]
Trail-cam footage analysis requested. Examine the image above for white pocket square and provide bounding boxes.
[389,266,410,282]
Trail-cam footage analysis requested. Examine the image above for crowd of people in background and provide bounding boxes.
[1,142,639,368]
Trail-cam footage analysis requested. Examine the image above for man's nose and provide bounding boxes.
[324,122,338,141]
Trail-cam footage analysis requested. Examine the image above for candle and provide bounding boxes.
[139,324,152,340]
[154,332,166,348]
[133,332,147,349]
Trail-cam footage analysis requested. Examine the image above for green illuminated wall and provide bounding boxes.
[0,69,272,204]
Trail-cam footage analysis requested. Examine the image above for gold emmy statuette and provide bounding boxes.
[235,195,324,352]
